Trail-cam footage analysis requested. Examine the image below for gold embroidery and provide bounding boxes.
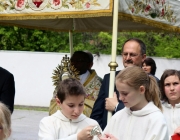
[128,0,176,23]
[118,12,180,33]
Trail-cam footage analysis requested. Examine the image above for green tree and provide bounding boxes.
[154,33,180,58]
[0,26,70,52]
[1,25,180,58]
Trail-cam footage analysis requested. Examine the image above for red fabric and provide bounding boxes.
[33,2,42,8]
[171,134,180,140]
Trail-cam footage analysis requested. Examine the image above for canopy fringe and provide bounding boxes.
[0,12,112,20]
[119,13,180,33]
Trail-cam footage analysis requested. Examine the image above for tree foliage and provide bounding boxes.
[0,26,69,52]
[0,25,180,58]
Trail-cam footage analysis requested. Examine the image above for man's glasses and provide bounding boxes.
[122,52,140,58]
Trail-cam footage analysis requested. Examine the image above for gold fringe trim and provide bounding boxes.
[0,12,112,20]
[118,12,180,33]
[0,0,113,20]
[2,11,180,33]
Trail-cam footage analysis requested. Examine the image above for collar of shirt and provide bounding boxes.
[79,70,90,84]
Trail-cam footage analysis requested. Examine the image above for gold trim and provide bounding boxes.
[83,70,96,87]
[0,0,113,20]
[0,12,112,20]
[2,9,180,33]
[118,12,180,33]
[108,62,118,71]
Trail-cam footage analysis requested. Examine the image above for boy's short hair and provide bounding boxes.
[57,78,86,103]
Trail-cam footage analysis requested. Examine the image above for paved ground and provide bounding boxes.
[10,109,48,140]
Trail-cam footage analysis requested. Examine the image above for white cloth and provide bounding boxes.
[162,101,180,137]
[103,102,169,140]
[79,70,90,84]
[38,110,100,140]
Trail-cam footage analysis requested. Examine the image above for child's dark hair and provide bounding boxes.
[57,78,86,103]
[143,57,157,75]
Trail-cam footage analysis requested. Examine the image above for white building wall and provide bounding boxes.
[0,51,180,107]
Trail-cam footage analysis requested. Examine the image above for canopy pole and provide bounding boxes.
[69,30,73,56]
[107,0,119,122]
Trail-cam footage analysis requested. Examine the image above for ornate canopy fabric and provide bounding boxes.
[0,0,180,32]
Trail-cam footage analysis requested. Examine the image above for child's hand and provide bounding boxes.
[99,133,118,140]
[174,126,180,135]
[77,126,94,140]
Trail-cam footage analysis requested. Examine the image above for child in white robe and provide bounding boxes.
[160,69,180,138]
[38,78,101,140]
[100,66,168,140]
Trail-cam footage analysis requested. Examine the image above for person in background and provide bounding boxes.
[49,51,102,117]
[159,69,180,138]
[142,57,159,82]
[39,78,101,140]
[0,102,11,140]
[70,51,102,117]
[0,67,15,113]
[90,38,146,130]
[84,50,102,83]
[100,66,168,140]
